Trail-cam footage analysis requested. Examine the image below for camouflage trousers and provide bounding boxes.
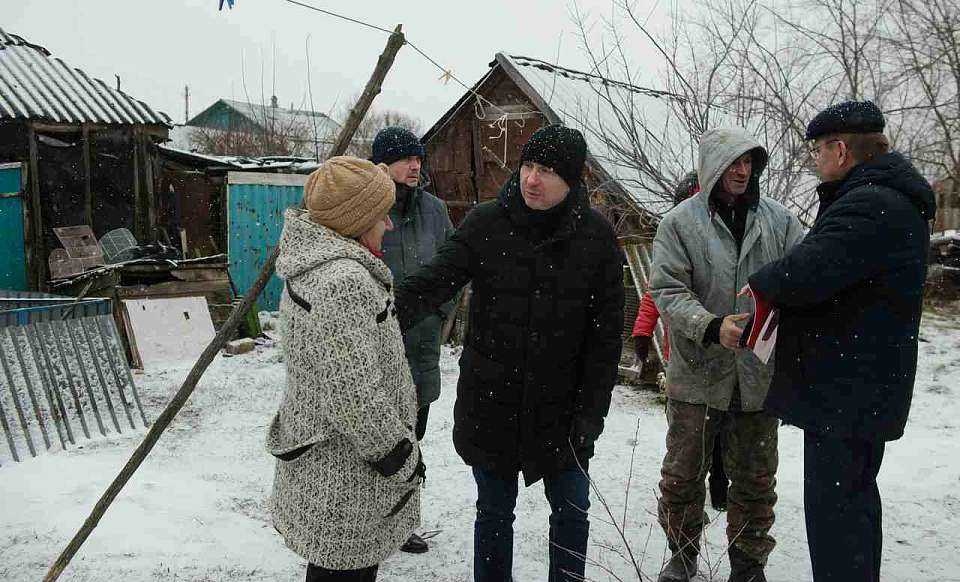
[657,398,779,564]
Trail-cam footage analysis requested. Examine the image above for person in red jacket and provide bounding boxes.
[632,171,729,512]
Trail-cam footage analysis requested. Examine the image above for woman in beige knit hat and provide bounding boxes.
[266,156,424,581]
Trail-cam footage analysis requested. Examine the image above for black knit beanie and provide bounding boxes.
[519,124,587,188]
[370,126,426,165]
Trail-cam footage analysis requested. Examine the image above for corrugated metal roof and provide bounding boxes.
[0,27,171,127]
[188,98,340,139]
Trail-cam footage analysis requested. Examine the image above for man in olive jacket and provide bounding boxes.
[748,102,936,582]
[371,126,454,554]
[396,124,624,582]
[650,128,804,582]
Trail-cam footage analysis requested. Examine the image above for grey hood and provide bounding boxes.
[650,127,805,412]
[697,128,769,203]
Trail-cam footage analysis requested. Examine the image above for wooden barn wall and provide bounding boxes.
[0,121,166,289]
[425,68,549,226]
[158,165,226,257]
[425,67,656,242]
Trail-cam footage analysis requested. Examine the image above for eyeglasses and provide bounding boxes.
[808,139,842,161]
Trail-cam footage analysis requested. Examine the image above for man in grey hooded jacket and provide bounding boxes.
[650,128,804,582]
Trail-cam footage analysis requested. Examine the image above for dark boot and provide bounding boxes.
[400,532,428,554]
[658,546,698,582]
[727,545,766,582]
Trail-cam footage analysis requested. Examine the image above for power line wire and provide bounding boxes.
[280,0,507,116]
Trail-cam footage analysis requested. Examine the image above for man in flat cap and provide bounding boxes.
[748,101,937,581]
[396,124,624,581]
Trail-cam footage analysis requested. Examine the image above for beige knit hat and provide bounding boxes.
[303,156,396,238]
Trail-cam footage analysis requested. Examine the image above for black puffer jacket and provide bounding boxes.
[396,174,624,485]
[749,152,936,441]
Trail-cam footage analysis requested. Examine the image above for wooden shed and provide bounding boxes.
[0,28,172,291]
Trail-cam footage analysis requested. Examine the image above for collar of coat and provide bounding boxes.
[815,151,937,222]
[276,208,393,290]
[708,181,760,212]
[393,183,422,218]
[496,171,589,244]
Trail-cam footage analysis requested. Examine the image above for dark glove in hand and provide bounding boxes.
[569,415,603,450]
[633,335,651,361]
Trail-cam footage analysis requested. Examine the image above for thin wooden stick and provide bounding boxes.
[42,26,406,582]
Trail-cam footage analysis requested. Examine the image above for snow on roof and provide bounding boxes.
[198,99,341,139]
[500,54,684,216]
[0,27,171,127]
[158,143,318,172]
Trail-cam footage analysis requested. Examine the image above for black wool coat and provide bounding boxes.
[395,174,624,485]
[749,152,936,441]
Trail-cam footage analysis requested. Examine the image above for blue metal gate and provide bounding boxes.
[0,163,27,292]
[227,172,306,311]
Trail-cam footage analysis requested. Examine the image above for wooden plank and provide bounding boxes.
[82,126,93,230]
[114,280,231,299]
[28,123,84,133]
[226,171,308,187]
[132,128,142,241]
[27,125,45,290]
[122,297,216,369]
[118,302,143,370]
[143,134,156,241]
[169,268,231,283]
[471,117,484,205]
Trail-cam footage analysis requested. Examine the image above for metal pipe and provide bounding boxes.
[97,315,147,427]
[36,322,80,444]
[24,324,68,449]
[0,396,20,462]
[0,330,37,457]
[50,320,98,438]
[82,318,134,430]
[65,319,120,433]
[7,326,53,450]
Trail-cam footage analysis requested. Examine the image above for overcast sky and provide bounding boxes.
[2,0,670,131]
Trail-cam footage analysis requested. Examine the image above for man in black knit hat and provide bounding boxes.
[749,101,936,582]
[370,126,454,555]
[396,124,624,582]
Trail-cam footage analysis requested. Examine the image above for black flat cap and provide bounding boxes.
[805,100,885,140]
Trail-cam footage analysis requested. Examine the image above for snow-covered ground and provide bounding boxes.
[2,305,960,581]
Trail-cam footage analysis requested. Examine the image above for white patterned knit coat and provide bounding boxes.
[267,208,421,570]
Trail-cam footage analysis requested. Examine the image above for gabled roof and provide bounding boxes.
[186,98,340,138]
[424,53,682,216]
[0,27,171,127]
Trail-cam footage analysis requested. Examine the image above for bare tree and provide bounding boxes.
[334,96,423,157]
[570,0,826,223]
[572,0,959,226]
[887,0,960,230]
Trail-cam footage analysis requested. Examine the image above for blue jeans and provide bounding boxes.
[473,466,591,582]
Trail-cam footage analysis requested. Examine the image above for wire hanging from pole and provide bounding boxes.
[279,0,510,120]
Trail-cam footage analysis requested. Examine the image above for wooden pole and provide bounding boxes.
[42,25,406,582]
[327,25,405,156]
